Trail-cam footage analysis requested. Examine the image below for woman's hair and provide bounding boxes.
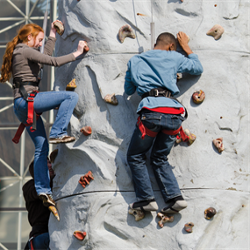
[0,23,43,83]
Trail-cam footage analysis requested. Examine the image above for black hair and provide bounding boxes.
[155,32,177,48]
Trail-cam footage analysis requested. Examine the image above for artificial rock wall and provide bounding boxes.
[49,1,249,249]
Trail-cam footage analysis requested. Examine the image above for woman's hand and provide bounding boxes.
[177,31,193,55]
[73,40,89,58]
[49,20,63,38]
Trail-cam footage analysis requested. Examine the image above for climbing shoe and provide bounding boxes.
[161,200,187,214]
[130,199,158,211]
[49,135,75,144]
[39,193,56,207]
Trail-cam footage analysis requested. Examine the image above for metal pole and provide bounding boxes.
[17,2,29,249]
[49,0,57,154]
[150,0,155,49]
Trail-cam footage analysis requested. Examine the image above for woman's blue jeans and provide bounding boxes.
[127,110,184,203]
[14,91,78,195]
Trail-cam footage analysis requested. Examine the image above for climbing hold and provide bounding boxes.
[137,13,147,16]
[49,149,58,163]
[184,222,194,233]
[177,73,182,81]
[73,231,87,241]
[54,21,64,36]
[214,4,217,7]
[66,79,77,91]
[80,126,92,136]
[84,45,90,52]
[157,212,174,228]
[118,24,136,43]
[213,138,224,153]
[79,171,94,188]
[128,209,145,221]
[184,129,196,145]
[104,93,118,105]
[204,207,216,219]
[192,90,205,104]
[176,137,182,144]
[206,24,224,40]
[48,206,60,221]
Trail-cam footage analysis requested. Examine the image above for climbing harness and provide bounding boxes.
[138,86,190,141]
[142,87,172,99]
[136,116,189,142]
[12,79,41,144]
[29,237,34,250]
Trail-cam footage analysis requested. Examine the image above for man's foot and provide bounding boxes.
[130,198,158,211]
[39,193,56,207]
[49,135,75,144]
[161,197,187,214]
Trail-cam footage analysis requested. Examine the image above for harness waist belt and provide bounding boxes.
[141,88,172,99]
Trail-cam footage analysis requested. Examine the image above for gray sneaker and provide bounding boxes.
[49,135,75,144]
[39,193,56,207]
[130,199,158,211]
[161,200,187,214]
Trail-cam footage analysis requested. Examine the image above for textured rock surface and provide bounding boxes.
[49,1,249,249]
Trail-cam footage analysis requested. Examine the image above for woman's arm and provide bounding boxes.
[43,20,61,56]
[23,40,88,67]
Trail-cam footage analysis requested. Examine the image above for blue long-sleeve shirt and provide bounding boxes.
[124,50,203,113]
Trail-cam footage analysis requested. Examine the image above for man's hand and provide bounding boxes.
[177,31,193,55]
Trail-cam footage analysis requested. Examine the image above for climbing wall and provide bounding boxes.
[49,1,249,249]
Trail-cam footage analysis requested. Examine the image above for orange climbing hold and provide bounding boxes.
[79,171,94,188]
[204,207,216,219]
[74,231,87,241]
[157,212,174,228]
[213,138,224,153]
[54,21,64,36]
[66,79,77,91]
[192,90,205,104]
[184,222,194,233]
[48,206,60,221]
[80,126,92,136]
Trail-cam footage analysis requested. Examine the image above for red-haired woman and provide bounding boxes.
[0,21,87,206]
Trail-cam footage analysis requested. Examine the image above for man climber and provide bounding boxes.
[124,31,203,214]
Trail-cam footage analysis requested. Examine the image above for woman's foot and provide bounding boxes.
[49,135,75,144]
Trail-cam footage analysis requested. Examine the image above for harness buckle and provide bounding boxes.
[150,89,159,97]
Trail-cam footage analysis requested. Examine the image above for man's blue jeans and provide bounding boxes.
[127,110,184,203]
[28,232,50,250]
[14,91,78,195]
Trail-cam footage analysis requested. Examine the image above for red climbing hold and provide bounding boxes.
[74,231,87,241]
[79,171,94,188]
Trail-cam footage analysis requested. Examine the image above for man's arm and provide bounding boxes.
[177,32,203,75]
[124,62,136,95]
[177,31,193,55]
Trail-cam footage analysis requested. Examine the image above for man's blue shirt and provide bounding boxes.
[124,50,203,113]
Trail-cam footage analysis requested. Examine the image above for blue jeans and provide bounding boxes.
[14,91,78,195]
[127,110,184,203]
[28,232,50,250]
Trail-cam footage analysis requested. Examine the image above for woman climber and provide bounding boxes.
[0,21,88,207]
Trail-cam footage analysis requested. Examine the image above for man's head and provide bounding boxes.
[29,158,55,179]
[154,32,177,51]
